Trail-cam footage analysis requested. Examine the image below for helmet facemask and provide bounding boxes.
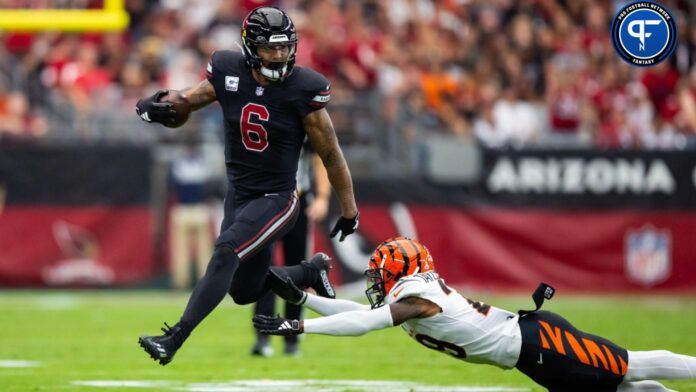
[365,267,397,309]
[258,43,296,82]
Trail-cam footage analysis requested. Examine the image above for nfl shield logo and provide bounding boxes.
[256,86,264,96]
[625,226,671,287]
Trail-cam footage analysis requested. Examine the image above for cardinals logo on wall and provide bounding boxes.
[41,220,115,285]
[625,225,672,287]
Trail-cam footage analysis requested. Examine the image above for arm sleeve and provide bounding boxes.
[205,52,216,82]
[303,304,393,336]
[304,293,371,316]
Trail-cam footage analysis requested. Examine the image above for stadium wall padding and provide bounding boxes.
[319,148,696,292]
[315,206,696,292]
[0,145,154,286]
[1,145,695,291]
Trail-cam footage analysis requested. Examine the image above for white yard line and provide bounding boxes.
[72,380,173,388]
[34,294,83,310]
[71,379,529,391]
[0,360,41,368]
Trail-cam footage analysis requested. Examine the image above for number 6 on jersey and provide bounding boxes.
[240,103,269,152]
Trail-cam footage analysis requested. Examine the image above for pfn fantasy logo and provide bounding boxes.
[611,2,678,66]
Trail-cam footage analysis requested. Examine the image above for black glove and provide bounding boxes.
[253,314,303,336]
[268,275,307,304]
[135,90,177,125]
[330,212,359,242]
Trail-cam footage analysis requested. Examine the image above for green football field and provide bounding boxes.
[1,290,695,392]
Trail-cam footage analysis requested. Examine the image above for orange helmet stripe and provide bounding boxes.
[404,239,423,271]
[393,241,410,275]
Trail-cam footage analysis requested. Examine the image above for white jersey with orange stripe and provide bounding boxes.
[385,271,522,369]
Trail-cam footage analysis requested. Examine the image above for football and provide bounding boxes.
[158,90,191,128]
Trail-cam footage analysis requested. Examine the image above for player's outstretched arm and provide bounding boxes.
[254,304,392,337]
[304,292,371,316]
[389,297,440,325]
[253,296,440,337]
[303,109,359,241]
[269,276,368,315]
[180,79,217,111]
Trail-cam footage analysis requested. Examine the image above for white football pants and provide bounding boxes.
[617,350,696,391]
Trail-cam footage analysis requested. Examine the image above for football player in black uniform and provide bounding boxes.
[135,7,359,365]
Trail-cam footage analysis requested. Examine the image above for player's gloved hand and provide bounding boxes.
[269,276,307,305]
[135,90,176,125]
[253,314,303,336]
[330,212,359,242]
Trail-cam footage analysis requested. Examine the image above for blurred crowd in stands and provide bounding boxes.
[1,0,696,158]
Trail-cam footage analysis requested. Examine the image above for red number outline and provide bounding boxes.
[240,103,270,152]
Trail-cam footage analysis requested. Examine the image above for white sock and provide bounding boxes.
[617,380,675,392]
[625,350,696,381]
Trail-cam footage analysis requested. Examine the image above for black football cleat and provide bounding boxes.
[138,322,187,366]
[302,253,336,299]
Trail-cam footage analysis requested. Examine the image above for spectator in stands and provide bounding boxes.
[678,67,696,147]
[0,0,695,158]
[0,91,47,140]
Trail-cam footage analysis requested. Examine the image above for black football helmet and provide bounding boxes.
[241,7,297,83]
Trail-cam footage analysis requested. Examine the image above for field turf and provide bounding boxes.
[1,290,695,391]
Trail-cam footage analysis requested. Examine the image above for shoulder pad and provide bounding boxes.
[387,273,451,312]
[387,277,428,304]
[290,66,331,116]
[293,66,331,93]
[208,50,245,75]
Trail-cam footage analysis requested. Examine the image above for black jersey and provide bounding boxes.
[206,50,331,200]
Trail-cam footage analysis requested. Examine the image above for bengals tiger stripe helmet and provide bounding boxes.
[364,237,434,308]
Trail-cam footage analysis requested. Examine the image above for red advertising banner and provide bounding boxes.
[317,205,696,292]
[0,206,154,286]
